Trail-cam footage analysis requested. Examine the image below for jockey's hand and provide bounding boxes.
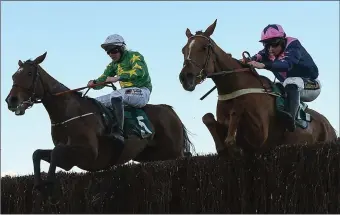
[106,76,120,83]
[87,80,95,87]
[239,58,246,64]
[247,61,265,69]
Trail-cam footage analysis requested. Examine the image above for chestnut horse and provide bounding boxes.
[5,52,193,193]
[179,19,337,157]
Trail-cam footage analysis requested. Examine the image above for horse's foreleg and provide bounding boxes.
[45,145,73,185]
[202,113,227,155]
[224,111,243,157]
[44,135,98,192]
[32,149,52,190]
[32,145,79,191]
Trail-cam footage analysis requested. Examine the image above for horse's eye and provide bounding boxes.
[28,72,32,76]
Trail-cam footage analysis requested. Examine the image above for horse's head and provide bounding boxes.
[179,19,218,91]
[6,52,47,115]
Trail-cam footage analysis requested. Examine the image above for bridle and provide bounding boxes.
[184,34,215,84]
[182,34,272,100]
[7,60,103,126]
[9,61,47,110]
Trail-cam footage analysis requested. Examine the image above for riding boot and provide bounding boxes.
[281,84,300,132]
[108,97,125,144]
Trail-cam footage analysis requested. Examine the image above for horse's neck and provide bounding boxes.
[212,45,264,94]
[39,69,78,122]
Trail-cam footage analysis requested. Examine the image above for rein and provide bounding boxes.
[190,38,276,100]
[53,81,117,96]
[11,60,118,126]
[11,59,116,111]
[50,82,116,126]
[199,50,255,100]
[199,67,251,100]
[184,34,270,100]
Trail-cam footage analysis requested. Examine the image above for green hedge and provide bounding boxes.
[2,141,340,213]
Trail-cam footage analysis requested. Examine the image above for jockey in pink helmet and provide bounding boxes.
[248,24,321,132]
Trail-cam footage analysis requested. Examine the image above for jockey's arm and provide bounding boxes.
[251,49,266,62]
[93,63,117,90]
[263,42,302,71]
[118,53,147,82]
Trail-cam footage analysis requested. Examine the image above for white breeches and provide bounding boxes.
[95,87,151,108]
[281,77,321,102]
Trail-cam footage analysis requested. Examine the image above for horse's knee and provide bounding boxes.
[32,149,42,161]
[202,113,216,126]
[32,149,50,162]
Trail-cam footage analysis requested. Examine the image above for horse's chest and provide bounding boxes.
[216,99,244,124]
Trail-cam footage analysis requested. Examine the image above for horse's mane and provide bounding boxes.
[23,59,85,98]
[192,33,250,69]
[58,83,84,98]
[193,31,272,84]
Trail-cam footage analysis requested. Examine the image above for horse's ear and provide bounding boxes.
[186,28,193,38]
[18,60,23,67]
[33,52,47,65]
[204,19,217,37]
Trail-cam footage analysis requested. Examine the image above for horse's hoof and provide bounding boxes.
[202,113,216,125]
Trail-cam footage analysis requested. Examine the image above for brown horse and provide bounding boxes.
[179,19,337,157]
[5,52,194,193]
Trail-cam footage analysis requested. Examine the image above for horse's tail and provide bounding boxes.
[162,104,195,157]
[181,122,195,157]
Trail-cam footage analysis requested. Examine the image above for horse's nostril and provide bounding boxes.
[11,97,18,103]
[187,73,194,80]
[7,96,18,106]
[179,72,195,85]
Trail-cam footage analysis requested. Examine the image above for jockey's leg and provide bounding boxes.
[94,93,114,108]
[95,87,151,141]
[109,96,124,144]
[121,87,151,108]
[284,84,300,131]
[279,77,305,132]
[94,90,125,143]
[94,87,151,108]
[121,87,152,137]
[300,78,321,102]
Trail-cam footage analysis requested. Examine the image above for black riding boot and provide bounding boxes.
[108,97,125,144]
[281,84,300,132]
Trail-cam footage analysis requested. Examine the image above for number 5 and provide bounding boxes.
[137,116,152,134]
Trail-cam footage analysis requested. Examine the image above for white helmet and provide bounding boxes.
[101,34,126,50]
